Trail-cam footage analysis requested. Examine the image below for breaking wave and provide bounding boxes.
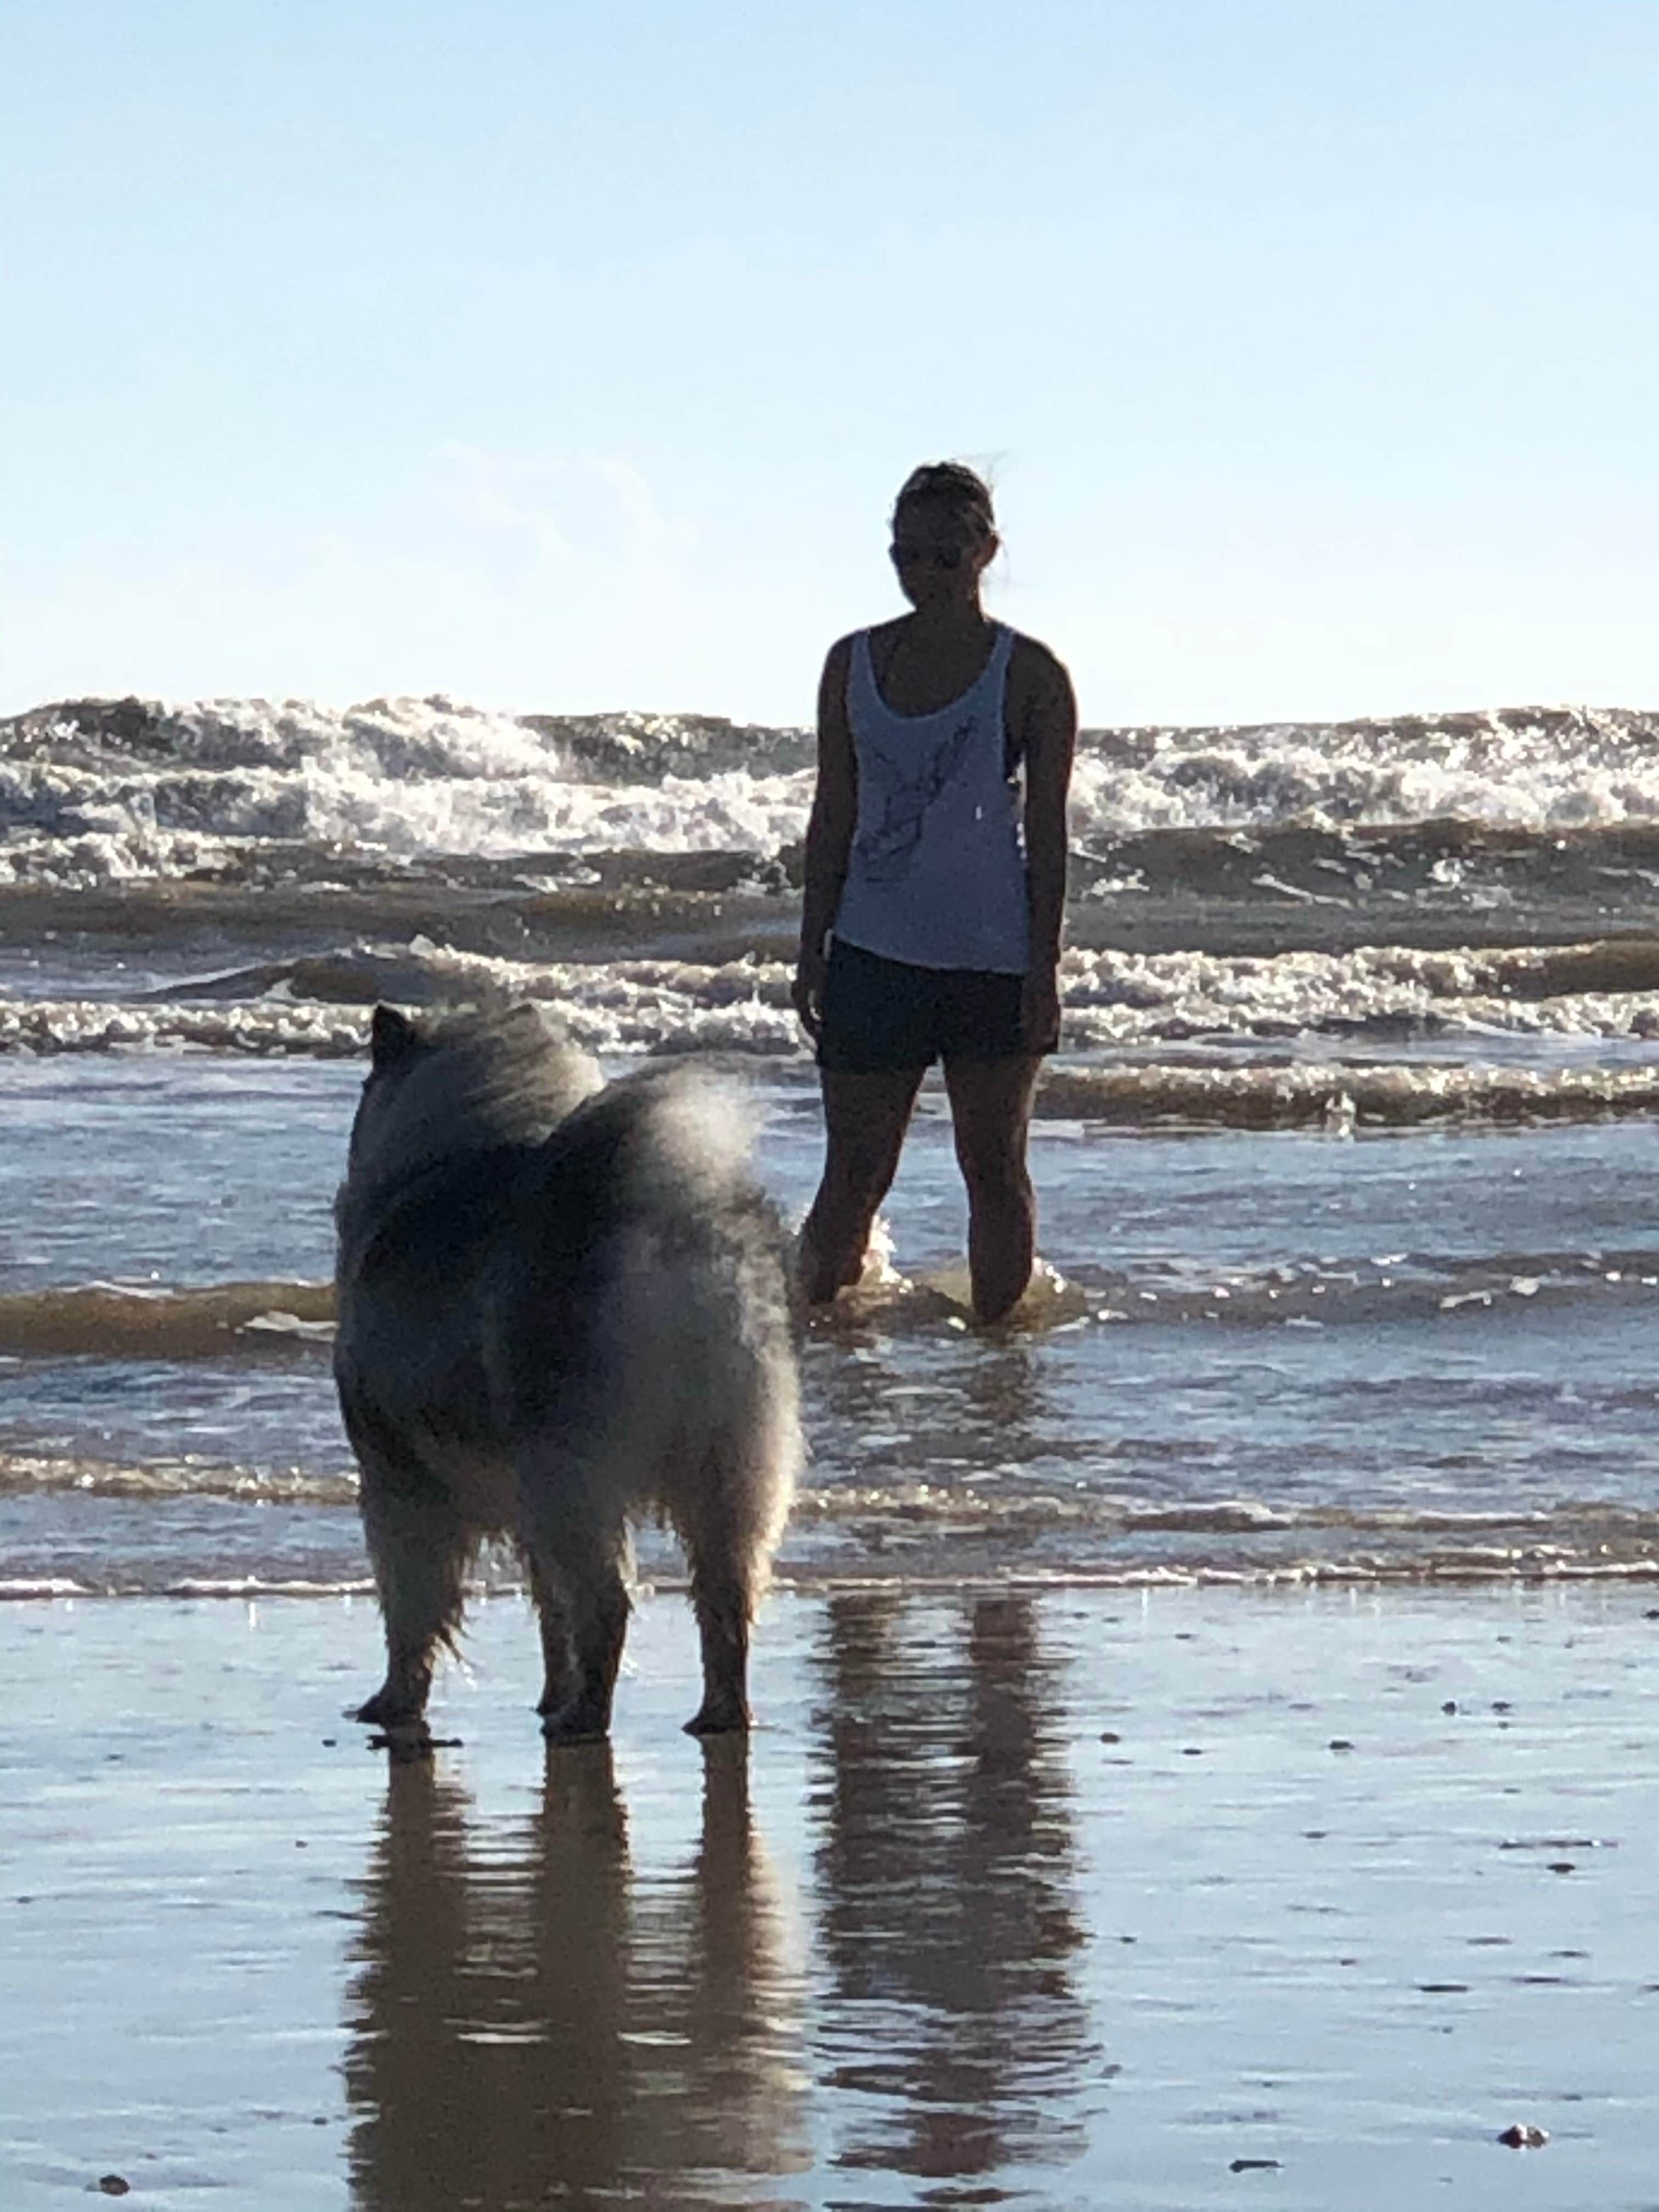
[7,693,1659,889]
[0,694,812,885]
[0,1280,335,1359]
[7,930,1659,1120]
[8,1237,1658,1367]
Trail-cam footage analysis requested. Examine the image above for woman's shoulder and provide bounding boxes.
[1003,628,1075,702]
[821,625,882,670]
[1001,624,1068,673]
[816,630,871,720]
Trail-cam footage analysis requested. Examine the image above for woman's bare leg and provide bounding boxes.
[942,1056,1043,1322]
[798,1067,927,1304]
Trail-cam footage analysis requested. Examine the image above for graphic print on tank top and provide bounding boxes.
[835,624,1029,974]
[851,710,981,883]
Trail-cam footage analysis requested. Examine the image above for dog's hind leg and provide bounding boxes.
[677,1476,759,1737]
[675,1402,799,1736]
[685,1560,751,1737]
[355,1482,473,1736]
[520,1492,631,1745]
[525,1550,574,1719]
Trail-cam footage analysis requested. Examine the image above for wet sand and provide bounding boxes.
[4,1584,1659,2209]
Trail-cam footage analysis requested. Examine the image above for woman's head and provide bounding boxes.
[889,462,998,606]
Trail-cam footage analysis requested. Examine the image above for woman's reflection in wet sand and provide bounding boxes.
[344,1741,806,2211]
[814,1590,1096,2190]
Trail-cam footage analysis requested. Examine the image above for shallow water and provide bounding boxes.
[4,1053,1659,1594]
[6,689,1659,1596]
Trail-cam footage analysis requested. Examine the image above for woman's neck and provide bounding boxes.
[904,596,989,638]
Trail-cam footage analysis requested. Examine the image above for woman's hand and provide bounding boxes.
[792,950,826,1041]
[1020,963,1061,1053]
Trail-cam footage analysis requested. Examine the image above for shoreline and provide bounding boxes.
[10,1558,1659,1600]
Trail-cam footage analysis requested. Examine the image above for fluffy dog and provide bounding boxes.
[334,1003,800,1746]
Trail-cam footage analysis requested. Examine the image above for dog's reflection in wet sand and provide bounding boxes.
[343,1739,807,2211]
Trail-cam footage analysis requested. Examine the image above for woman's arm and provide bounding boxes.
[792,637,857,1040]
[1016,642,1077,1051]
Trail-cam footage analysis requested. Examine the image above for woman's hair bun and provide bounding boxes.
[893,461,995,534]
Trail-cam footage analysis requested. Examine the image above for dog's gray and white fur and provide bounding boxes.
[334,1002,800,1746]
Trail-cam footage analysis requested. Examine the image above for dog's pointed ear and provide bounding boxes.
[370,1005,422,1069]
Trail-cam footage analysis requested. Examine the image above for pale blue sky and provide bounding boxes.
[2,0,1656,724]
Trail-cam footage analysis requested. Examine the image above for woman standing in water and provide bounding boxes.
[793,463,1076,1323]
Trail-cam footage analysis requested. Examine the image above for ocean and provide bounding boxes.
[4,690,1659,1600]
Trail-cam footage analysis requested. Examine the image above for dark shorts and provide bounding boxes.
[816,938,1032,1074]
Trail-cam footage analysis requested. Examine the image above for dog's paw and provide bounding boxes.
[683,1702,751,1737]
[353,1687,429,1729]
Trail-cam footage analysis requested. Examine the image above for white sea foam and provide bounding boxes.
[7,695,1659,884]
[1069,704,1659,835]
[0,698,816,882]
[6,935,1659,1060]
[1061,940,1659,1043]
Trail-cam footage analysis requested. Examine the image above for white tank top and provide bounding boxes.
[833,623,1031,974]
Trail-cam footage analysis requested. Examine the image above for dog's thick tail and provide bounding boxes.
[529,1063,762,1226]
